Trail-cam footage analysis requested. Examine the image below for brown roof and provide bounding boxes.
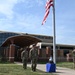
[1,35,42,47]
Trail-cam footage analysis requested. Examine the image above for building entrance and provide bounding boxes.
[1,35,41,62]
[14,46,22,62]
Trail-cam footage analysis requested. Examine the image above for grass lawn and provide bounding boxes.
[0,63,56,75]
[56,62,75,69]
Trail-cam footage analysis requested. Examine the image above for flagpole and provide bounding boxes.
[52,0,56,64]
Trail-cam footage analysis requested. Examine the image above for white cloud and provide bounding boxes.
[18,0,44,8]
[0,0,45,33]
[0,0,44,19]
[0,0,18,19]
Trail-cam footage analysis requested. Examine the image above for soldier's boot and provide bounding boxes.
[31,65,34,71]
[23,64,25,69]
[32,65,35,71]
[34,66,36,71]
[32,67,35,71]
[33,68,36,71]
[33,65,36,71]
[23,63,27,69]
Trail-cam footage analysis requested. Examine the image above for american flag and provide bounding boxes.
[42,0,53,25]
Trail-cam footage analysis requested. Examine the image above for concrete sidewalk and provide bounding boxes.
[15,62,75,75]
[36,64,75,75]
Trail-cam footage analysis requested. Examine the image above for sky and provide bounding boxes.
[0,0,75,45]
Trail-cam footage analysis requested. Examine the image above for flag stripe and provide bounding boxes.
[42,10,49,25]
[42,0,53,25]
[45,0,53,9]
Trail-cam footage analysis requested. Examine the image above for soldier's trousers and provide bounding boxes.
[22,59,27,69]
[73,57,75,68]
[31,59,37,71]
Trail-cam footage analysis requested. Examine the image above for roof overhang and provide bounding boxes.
[1,35,42,47]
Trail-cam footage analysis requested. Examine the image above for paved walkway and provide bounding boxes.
[15,62,75,75]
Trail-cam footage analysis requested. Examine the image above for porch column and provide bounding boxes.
[9,44,15,62]
[46,47,51,57]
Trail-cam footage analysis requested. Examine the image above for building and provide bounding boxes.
[0,31,75,62]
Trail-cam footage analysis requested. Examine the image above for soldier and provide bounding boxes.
[21,47,28,69]
[29,44,39,71]
[72,50,75,68]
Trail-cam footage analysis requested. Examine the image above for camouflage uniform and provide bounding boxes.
[21,48,28,69]
[29,46,38,71]
[72,50,75,68]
